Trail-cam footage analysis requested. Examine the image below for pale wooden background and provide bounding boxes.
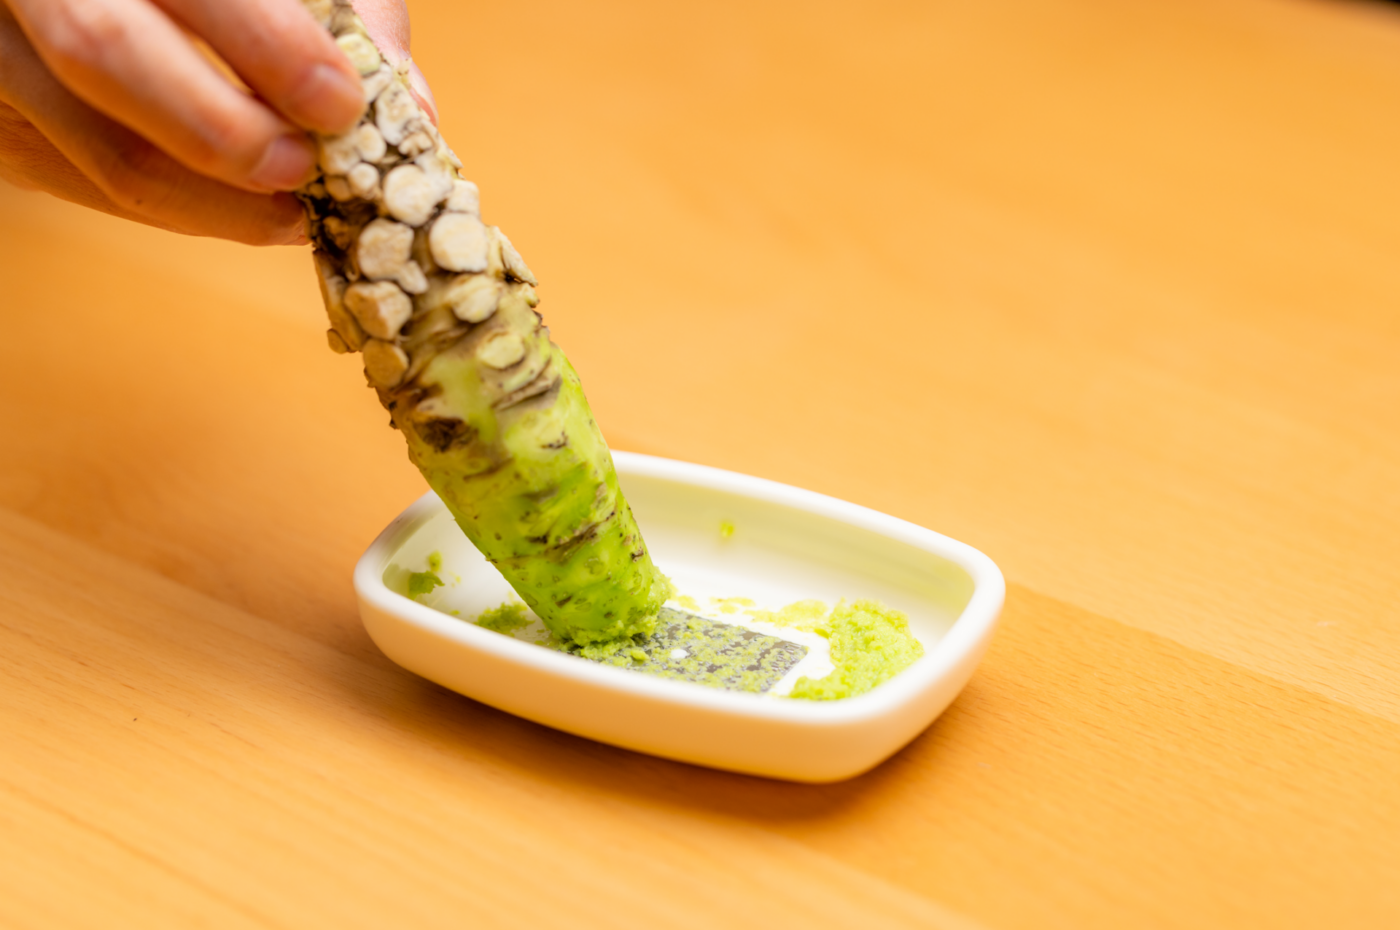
[4,0,1400,926]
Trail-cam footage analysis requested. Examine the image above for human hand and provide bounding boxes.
[0,0,434,246]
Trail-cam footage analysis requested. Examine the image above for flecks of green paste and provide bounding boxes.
[476,602,531,634]
[405,552,448,600]
[674,594,701,612]
[746,599,829,631]
[407,571,444,598]
[719,520,735,540]
[571,636,645,664]
[783,599,924,701]
[710,596,755,615]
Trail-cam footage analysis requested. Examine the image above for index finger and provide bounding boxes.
[8,0,321,192]
[151,0,366,136]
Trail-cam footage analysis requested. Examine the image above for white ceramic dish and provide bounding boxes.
[354,452,1004,782]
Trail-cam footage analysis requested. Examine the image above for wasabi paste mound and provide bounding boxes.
[746,599,924,701]
[784,600,924,700]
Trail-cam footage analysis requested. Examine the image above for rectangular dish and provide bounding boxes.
[355,451,1004,782]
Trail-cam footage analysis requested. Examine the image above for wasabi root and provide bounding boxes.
[297,0,670,644]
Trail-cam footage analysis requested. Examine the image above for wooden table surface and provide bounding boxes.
[5,0,1400,926]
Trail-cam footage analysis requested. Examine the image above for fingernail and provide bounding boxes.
[250,134,318,191]
[406,61,439,126]
[288,62,366,134]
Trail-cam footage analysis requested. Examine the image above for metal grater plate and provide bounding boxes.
[564,607,809,694]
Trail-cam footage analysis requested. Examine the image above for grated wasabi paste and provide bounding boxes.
[407,571,444,598]
[476,601,531,634]
[780,600,924,701]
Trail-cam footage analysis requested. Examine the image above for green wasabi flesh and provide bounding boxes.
[392,292,672,646]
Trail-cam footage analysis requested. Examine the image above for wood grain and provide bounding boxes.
[4,0,1400,925]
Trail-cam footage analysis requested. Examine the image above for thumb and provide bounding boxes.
[349,0,438,125]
